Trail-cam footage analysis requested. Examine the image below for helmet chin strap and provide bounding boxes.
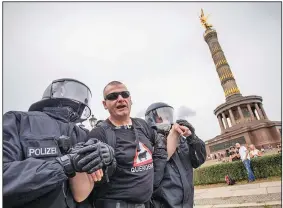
[67,107,80,122]
[58,101,82,123]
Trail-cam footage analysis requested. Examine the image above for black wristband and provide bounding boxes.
[56,155,76,178]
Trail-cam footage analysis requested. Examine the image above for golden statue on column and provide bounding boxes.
[200,8,213,30]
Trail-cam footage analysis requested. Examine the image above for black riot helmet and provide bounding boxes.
[145,102,174,132]
[29,78,92,123]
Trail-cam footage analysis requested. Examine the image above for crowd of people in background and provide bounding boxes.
[205,142,283,183]
[206,143,282,163]
[277,143,281,153]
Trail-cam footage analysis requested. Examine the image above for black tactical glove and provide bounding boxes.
[56,142,86,178]
[76,138,115,174]
[176,119,196,139]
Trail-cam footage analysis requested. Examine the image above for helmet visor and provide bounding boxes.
[80,105,91,121]
[51,80,92,119]
[146,107,174,130]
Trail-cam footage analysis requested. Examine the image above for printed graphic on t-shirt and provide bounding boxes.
[133,142,153,167]
[131,142,153,173]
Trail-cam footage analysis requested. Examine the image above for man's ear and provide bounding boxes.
[103,100,107,110]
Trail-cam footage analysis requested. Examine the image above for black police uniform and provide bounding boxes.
[145,103,207,208]
[3,108,89,208]
[3,78,93,208]
[153,133,206,208]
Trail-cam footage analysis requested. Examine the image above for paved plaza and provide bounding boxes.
[194,181,281,208]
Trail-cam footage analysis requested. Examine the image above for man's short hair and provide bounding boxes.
[103,81,124,96]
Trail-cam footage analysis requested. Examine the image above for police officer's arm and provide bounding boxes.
[151,129,168,188]
[176,120,206,168]
[3,112,68,206]
[187,135,206,168]
[177,133,206,169]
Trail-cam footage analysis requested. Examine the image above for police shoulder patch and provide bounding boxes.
[27,147,59,158]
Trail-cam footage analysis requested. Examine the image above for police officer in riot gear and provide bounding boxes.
[3,78,115,208]
[145,102,207,208]
[145,102,174,134]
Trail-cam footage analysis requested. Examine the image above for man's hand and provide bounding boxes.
[171,123,191,138]
[89,169,103,182]
[176,119,195,133]
[179,125,191,137]
[171,123,183,135]
[176,119,197,140]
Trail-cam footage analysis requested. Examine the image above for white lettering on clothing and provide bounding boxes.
[27,147,58,157]
[131,163,153,173]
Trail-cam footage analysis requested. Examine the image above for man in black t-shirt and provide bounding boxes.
[88,118,156,205]
[71,81,168,208]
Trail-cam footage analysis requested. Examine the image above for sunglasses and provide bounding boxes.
[105,91,130,101]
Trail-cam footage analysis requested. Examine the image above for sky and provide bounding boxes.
[3,2,281,141]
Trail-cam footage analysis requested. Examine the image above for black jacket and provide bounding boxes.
[3,108,89,208]
[152,135,206,208]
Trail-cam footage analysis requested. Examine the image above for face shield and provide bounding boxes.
[50,80,92,120]
[145,107,174,132]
